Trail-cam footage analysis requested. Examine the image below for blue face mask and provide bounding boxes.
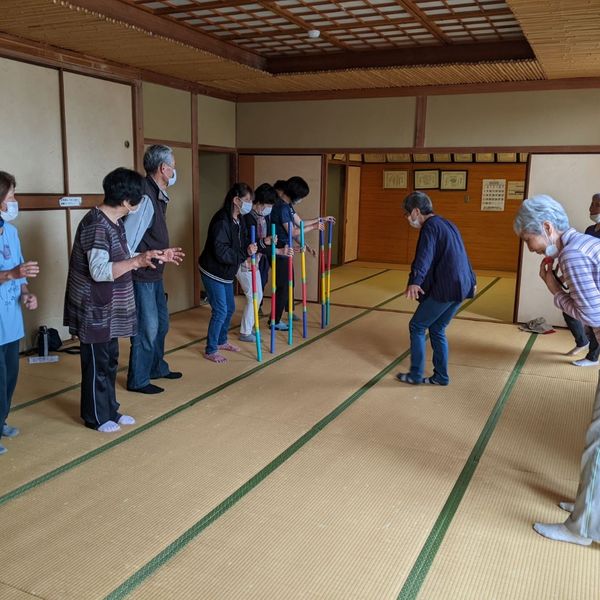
[544,231,558,258]
[240,200,252,215]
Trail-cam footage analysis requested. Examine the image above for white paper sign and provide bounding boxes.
[59,196,82,207]
[481,179,506,211]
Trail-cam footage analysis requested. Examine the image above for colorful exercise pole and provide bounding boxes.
[288,220,294,345]
[326,219,334,326]
[300,221,308,338]
[250,225,262,362]
[270,222,276,354]
[319,220,326,329]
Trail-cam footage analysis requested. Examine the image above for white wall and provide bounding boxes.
[237,97,416,148]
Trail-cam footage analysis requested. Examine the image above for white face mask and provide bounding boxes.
[261,206,272,217]
[590,213,600,224]
[407,212,421,229]
[1,200,18,222]
[544,231,559,258]
[240,200,252,215]
[167,168,177,187]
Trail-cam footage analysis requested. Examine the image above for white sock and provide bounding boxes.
[559,501,575,512]
[97,420,121,433]
[572,359,600,367]
[533,522,592,546]
[118,415,136,426]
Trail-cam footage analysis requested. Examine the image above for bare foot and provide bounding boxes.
[218,342,241,352]
[204,352,227,364]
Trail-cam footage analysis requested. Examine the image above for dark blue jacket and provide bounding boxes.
[408,215,476,303]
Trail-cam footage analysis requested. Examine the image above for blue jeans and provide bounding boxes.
[409,296,461,385]
[127,280,170,389]
[0,340,19,431]
[201,273,235,355]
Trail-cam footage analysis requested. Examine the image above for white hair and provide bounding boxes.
[513,194,570,236]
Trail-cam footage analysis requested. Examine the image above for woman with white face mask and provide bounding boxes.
[198,183,259,363]
[561,193,600,365]
[236,183,292,343]
[0,171,39,455]
[514,194,600,547]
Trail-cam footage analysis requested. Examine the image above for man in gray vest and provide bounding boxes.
[125,145,185,394]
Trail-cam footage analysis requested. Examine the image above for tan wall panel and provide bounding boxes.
[237,98,416,148]
[358,162,525,271]
[143,82,191,143]
[64,72,134,193]
[0,58,63,194]
[426,90,600,147]
[198,95,236,148]
[16,211,70,349]
[344,166,361,263]
[199,152,231,257]
[254,155,322,302]
[69,209,88,249]
[518,153,600,326]
[163,148,195,313]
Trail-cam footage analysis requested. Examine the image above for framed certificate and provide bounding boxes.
[383,170,408,189]
[414,169,440,189]
[440,170,468,191]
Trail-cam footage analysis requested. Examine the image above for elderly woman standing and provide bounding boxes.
[0,171,39,455]
[64,168,181,433]
[515,194,600,546]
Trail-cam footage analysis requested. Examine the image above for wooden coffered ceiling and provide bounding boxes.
[0,0,599,99]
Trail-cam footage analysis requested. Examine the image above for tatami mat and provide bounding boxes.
[1,303,360,494]
[123,348,525,599]
[418,338,600,600]
[330,264,387,290]
[0,310,416,599]
[330,269,409,308]
[4,261,599,600]
[11,306,218,409]
[0,583,39,600]
[459,276,517,322]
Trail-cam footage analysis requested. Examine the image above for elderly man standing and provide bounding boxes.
[396,191,476,386]
[125,145,185,394]
[515,194,600,546]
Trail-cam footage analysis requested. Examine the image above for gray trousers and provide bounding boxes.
[566,367,600,539]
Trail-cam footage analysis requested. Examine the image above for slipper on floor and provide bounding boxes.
[396,372,421,385]
[422,376,447,386]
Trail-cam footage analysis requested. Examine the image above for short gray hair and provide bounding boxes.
[404,191,433,215]
[143,144,174,175]
[513,194,570,236]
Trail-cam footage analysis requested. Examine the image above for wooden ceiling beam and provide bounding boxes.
[68,0,265,69]
[267,40,534,74]
[152,0,265,16]
[254,0,350,51]
[393,0,450,43]
[197,7,514,42]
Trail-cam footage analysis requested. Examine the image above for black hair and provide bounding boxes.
[403,191,433,215]
[273,179,287,193]
[102,168,144,207]
[222,182,253,217]
[0,171,16,204]
[253,183,277,205]
[285,176,309,203]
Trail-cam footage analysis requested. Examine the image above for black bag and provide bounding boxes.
[36,326,80,356]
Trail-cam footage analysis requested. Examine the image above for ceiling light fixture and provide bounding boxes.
[307,29,321,39]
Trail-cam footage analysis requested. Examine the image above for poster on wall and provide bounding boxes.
[383,170,408,189]
[507,180,525,200]
[481,179,506,211]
